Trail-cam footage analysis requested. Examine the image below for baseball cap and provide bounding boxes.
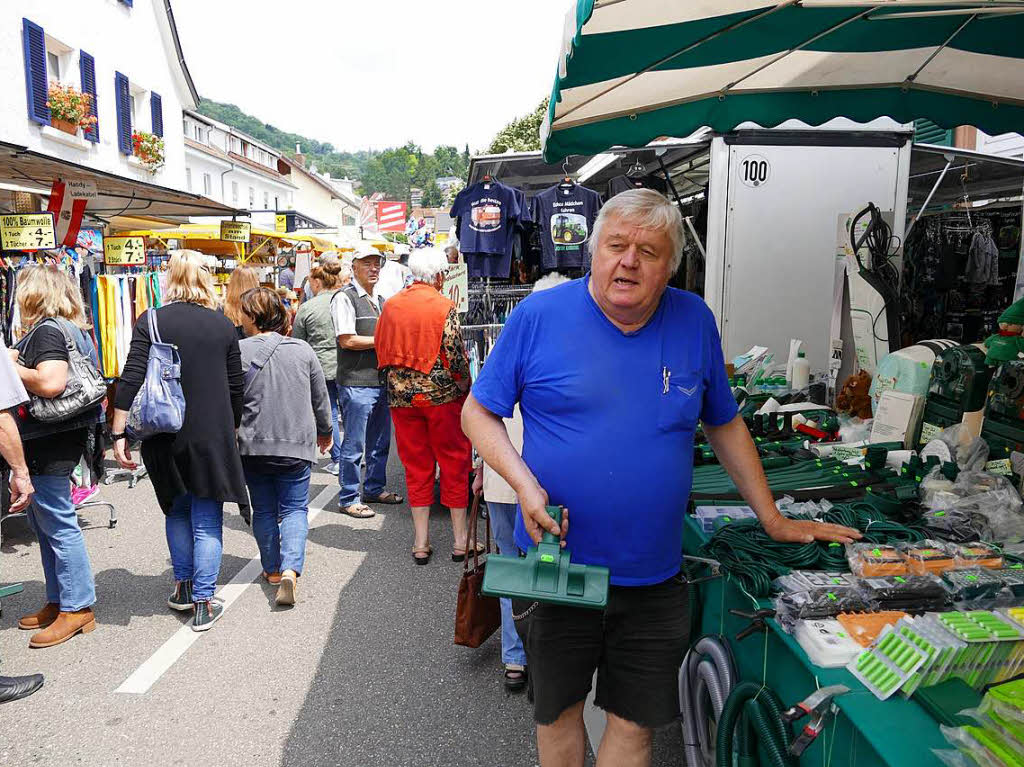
[343,244,385,266]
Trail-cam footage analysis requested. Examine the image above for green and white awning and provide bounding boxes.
[542,1,1024,161]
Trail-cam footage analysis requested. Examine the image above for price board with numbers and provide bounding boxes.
[0,213,56,251]
[444,262,468,313]
[104,236,146,265]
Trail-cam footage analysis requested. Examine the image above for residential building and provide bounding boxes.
[0,1,234,227]
[3,1,193,192]
[183,109,296,213]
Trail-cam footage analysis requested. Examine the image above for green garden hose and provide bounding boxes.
[715,681,795,767]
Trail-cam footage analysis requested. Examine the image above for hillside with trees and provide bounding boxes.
[196,99,469,205]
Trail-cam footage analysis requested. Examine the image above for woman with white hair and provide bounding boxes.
[111,250,247,631]
[375,248,474,565]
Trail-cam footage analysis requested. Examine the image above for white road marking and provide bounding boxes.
[583,673,606,754]
[115,482,341,695]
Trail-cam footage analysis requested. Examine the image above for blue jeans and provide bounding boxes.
[326,381,342,465]
[244,464,312,575]
[486,501,527,666]
[166,495,223,602]
[27,473,96,611]
[338,385,391,506]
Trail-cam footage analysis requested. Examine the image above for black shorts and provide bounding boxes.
[517,573,690,728]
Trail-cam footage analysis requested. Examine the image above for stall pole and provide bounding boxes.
[905,153,955,239]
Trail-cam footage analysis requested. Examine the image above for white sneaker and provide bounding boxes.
[324,462,339,475]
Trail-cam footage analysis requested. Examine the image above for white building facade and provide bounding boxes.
[1,0,196,192]
[182,110,296,214]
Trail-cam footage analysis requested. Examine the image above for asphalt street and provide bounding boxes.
[0,441,683,766]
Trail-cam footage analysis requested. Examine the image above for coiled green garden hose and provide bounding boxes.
[715,681,795,767]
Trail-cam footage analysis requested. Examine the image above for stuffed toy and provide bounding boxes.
[984,297,1024,366]
[837,371,874,420]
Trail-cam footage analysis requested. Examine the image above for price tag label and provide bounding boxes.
[919,421,943,445]
[986,458,1014,476]
[444,262,468,313]
[0,213,56,251]
[104,236,146,265]
[220,221,251,243]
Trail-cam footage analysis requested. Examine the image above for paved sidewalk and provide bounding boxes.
[0,445,683,766]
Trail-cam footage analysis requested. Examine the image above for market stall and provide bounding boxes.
[529,3,1024,764]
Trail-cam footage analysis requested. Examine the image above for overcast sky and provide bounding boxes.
[172,0,570,154]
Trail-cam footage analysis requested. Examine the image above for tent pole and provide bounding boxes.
[906,153,955,238]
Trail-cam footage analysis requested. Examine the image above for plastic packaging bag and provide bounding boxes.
[924,470,1024,544]
[847,543,907,576]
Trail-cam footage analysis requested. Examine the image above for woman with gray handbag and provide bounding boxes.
[111,251,247,632]
[10,266,100,648]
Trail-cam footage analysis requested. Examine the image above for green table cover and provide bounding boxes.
[683,515,947,766]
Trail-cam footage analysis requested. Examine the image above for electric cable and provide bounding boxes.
[850,202,903,345]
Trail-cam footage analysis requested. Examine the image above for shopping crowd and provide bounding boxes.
[1,190,858,767]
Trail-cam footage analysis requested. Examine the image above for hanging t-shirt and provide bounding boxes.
[606,173,668,199]
[450,181,523,256]
[530,184,602,271]
[466,187,531,279]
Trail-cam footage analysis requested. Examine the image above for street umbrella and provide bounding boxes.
[541,1,1024,162]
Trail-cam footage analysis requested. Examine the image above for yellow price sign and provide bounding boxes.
[0,213,56,251]
[220,220,251,243]
[275,214,288,233]
[104,236,146,265]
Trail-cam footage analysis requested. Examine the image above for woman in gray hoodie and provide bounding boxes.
[237,287,332,606]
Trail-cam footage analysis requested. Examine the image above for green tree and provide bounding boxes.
[487,98,548,154]
[420,182,443,207]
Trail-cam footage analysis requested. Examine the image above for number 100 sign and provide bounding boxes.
[104,236,146,265]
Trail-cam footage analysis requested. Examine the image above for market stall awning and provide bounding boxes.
[0,140,244,222]
[542,1,1024,162]
[120,224,335,261]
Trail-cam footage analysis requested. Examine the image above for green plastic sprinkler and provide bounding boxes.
[482,506,610,609]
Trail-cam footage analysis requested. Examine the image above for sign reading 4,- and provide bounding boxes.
[0,213,57,251]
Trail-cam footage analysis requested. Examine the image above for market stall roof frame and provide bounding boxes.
[542,0,1024,162]
[909,142,1024,213]
[119,224,336,261]
[468,138,713,198]
[0,140,246,223]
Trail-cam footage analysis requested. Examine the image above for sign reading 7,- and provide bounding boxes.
[104,236,146,265]
[0,213,56,251]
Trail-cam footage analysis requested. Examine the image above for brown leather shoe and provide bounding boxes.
[29,608,96,648]
[262,571,282,585]
[18,603,59,631]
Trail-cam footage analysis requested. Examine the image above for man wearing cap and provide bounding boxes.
[332,246,404,517]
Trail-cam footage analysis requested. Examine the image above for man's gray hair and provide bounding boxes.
[588,188,686,272]
[408,248,450,284]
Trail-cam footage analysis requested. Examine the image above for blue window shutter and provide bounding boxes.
[115,71,131,154]
[22,19,49,125]
[150,92,163,137]
[79,51,98,143]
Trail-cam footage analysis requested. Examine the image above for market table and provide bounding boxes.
[683,515,954,767]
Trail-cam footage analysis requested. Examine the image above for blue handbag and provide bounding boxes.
[126,308,186,440]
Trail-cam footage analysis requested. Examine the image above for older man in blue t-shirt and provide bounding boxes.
[462,189,860,767]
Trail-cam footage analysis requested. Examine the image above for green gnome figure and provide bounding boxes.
[985,297,1024,365]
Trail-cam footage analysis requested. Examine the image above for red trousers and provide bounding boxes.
[391,398,472,508]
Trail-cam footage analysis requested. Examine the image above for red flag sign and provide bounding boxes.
[47,179,88,247]
[375,201,407,233]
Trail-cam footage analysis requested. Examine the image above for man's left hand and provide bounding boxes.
[762,515,861,544]
[317,434,332,454]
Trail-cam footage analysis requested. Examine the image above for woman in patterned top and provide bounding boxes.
[375,249,474,565]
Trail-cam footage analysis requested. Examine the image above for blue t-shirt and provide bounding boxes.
[530,184,602,270]
[450,181,522,256]
[472,277,738,586]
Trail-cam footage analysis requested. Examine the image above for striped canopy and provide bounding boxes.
[541,1,1024,161]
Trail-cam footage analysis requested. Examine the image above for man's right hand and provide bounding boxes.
[519,481,568,547]
[9,470,33,513]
